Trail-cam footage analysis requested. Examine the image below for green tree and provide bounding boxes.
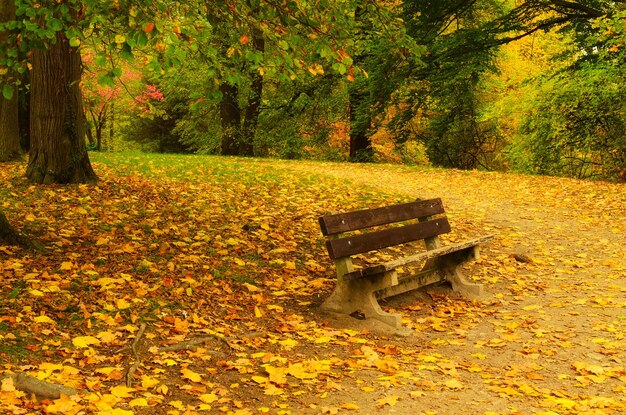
[378,0,623,171]
[1,0,363,180]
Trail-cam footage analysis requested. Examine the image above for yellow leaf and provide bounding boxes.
[243,283,261,292]
[110,385,135,398]
[169,400,185,410]
[39,362,64,371]
[44,395,78,414]
[284,261,296,270]
[95,367,120,375]
[573,361,605,375]
[96,237,109,246]
[340,403,360,410]
[286,363,316,380]
[181,368,203,383]
[1,376,16,392]
[266,366,287,385]
[377,395,399,407]
[279,338,298,349]
[141,375,160,389]
[116,298,132,310]
[72,336,101,348]
[129,397,149,407]
[199,393,218,403]
[28,290,43,297]
[25,213,36,221]
[60,261,73,270]
[34,315,55,324]
[156,384,169,395]
[254,306,263,318]
[140,259,154,268]
[251,376,268,384]
[98,410,133,415]
[96,331,117,344]
[444,379,464,390]
[234,258,246,266]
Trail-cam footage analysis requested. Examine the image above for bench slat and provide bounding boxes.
[325,218,451,260]
[319,198,445,236]
[342,235,494,280]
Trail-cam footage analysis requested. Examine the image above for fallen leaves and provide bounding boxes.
[1,154,626,414]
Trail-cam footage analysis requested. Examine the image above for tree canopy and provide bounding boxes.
[0,0,624,181]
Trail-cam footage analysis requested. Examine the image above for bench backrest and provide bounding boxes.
[319,198,450,260]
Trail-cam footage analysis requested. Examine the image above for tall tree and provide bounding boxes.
[0,0,21,162]
[27,23,96,183]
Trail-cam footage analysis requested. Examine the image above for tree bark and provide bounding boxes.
[219,82,242,155]
[26,22,97,184]
[0,209,36,249]
[0,0,21,162]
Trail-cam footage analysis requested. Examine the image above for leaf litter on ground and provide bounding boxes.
[0,153,625,415]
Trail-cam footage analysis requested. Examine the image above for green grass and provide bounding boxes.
[0,322,30,362]
[89,152,288,186]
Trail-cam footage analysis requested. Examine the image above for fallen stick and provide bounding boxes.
[126,323,147,388]
[12,373,79,400]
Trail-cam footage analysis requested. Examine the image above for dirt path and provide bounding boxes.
[284,161,626,415]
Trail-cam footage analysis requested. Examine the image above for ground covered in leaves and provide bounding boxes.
[1,153,625,415]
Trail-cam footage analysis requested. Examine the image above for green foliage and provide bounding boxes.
[591,8,626,64]
[255,76,348,160]
[121,68,221,154]
[382,0,505,170]
[508,63,626,180]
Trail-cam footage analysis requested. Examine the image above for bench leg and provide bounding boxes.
[321,271,405,330]
[441,266,483,298]
[436,247,484,299]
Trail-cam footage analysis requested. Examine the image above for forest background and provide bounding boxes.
[1,0,625,184]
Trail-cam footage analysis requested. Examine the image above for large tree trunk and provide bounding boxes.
[26,25,97,184]
[0,209,36,249]
[0,0,21,162]
[220,82,242,155]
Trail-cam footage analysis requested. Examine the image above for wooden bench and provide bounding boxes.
[318,198,493,332]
